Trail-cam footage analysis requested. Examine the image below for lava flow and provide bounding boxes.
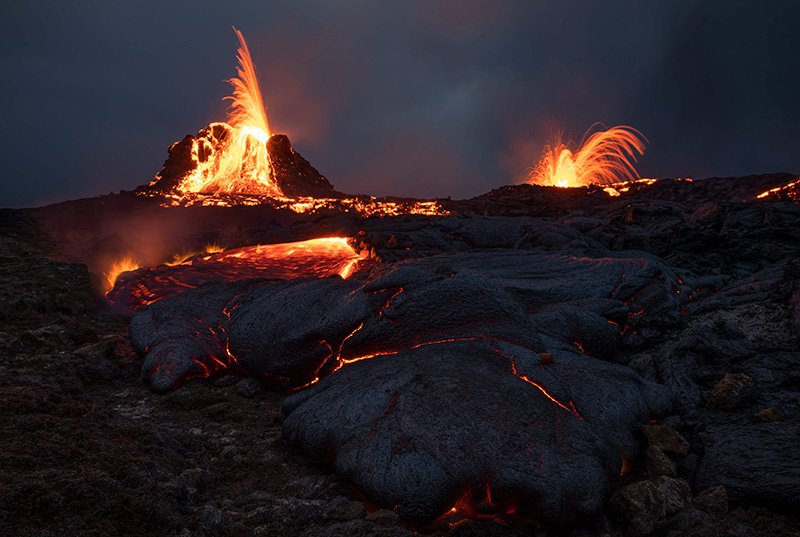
[527,125,647,190]
[106,237,365,310]
[103,256,140,294]
[756,176,800,201]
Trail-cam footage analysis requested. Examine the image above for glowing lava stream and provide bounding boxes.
[105,237,364,303]
[527,125,647,189]
[756,177,800,200]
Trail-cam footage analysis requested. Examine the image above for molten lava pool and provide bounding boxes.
[106,237,365,311]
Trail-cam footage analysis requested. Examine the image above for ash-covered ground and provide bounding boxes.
[2,174,800,537]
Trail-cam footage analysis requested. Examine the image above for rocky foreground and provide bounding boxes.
[2,175,800,536]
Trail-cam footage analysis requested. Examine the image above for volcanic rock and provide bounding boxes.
[266,134,337,198]
[283,340,669,524]
[645,445,677,478]
[322,496,366,521]
[653,476,692,515]
[693,485,728,515]
[129,238,685,523]
[0,256,94,317]
[754,407,784,422]
[365,510,401,526]
[609,480,666,537]
[641,424,690,456]
[236,378,262,398]
[696,421,800,510]
[706,373,756,411]
[5,173,800,536]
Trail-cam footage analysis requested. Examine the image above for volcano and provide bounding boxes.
[3,27,800,537]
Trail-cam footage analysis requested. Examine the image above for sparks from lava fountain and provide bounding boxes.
[527,125,647,190]
[226,28,271,141]
[167,28,282,198]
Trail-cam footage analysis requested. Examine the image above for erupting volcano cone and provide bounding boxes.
[138,29,336,203]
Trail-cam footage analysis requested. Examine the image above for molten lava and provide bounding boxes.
[756,177,800,201]
[147,28,281,199]
[138,28,449,216]
[106,237,364,310]
[226,28,272,140]
[103,256,139,294]
[527,125,647,189]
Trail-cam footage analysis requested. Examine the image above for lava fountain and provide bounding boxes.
[145,28,282,198]
[527,125,647,189]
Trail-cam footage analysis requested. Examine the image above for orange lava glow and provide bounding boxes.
[603,176,693,197]
[105,237,364,305]
[620,457,632,477]
[196,237,361,279]
[527,125,646,189]
[138,189,449,216]
[226,28,272,140]
[435,482,519,528]
[756,177,800,200]
[164,243,228,267]
[145,28,281,200]
[136,29,449,216]
[509,360,583,421]
[103,256,139,294]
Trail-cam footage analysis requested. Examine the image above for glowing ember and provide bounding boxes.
[106,237,365,309]
[527,125,647,188]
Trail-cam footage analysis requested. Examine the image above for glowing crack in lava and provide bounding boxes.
[527,125,647,190]
[106,237,364,311]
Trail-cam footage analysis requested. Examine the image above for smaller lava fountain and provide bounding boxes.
[527,125,647,189]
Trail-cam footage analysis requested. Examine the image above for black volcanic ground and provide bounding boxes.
[2,173,800,537]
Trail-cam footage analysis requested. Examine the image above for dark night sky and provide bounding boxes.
[2,0,799,207]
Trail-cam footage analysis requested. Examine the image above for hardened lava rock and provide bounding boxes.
[282,340,670,524]
[129,247,683,524]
